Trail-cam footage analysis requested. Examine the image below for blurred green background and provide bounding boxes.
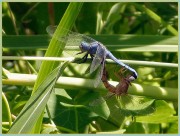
[2,2,178,134]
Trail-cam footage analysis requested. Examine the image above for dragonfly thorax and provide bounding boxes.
[80,41,100,54]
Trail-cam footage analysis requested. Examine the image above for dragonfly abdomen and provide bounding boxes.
[106,51,138,78]
[101,66,116,93]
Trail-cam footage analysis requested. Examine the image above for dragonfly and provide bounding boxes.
[101,66,135,96]
[46,25,138,87]
[89,67,155,117]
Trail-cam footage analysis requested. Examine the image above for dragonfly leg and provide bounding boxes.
[119,67,128,75]
[90,54,94,60]
[81,53,89,63]
[75,53,89,64]
[122,67,137,81]
[114,67,126,80]
[76,51,84,55]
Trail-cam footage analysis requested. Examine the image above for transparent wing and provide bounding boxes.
[46,25,97,48]
[93,57,105,88]
[89,92,155,117]
[115,94,155,116]
[46,25,58,37]
[89,92,115,106]
[90,43,106,73]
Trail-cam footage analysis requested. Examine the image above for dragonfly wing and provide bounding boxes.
[89,92,115,106]
[46,25,96,46]
[93,58,105,88]
[116,94,155,116]
[46,25,57,37]
[46,25,98,57]
[90,43,106,73]
[89,96,106,106]
[104,92,116,100]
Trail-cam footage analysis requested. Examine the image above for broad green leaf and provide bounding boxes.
[136,100,177,123]
[44,89,102,133]
[125,122,160,133]
[166,121,178,133]
[114,95,155,117]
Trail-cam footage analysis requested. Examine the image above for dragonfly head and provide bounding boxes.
[79,41,90,52]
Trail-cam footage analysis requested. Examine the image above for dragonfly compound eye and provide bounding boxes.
[80,42,91,52]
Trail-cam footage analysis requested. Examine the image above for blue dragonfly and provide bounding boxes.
[46,25,138,87]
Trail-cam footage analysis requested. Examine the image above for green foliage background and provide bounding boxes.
[2,2,178,134]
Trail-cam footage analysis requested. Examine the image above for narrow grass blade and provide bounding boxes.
[31,3,83,133]
[33,3,84,93]
[8,61,69,134]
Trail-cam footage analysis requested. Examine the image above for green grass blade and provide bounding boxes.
[7,62,70,134]
[2,92,12,127]
[2,35,178,52]
[31,3,83,133]
[33,3,83,93]
[2,74,178,101]
[131,3,178,36]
